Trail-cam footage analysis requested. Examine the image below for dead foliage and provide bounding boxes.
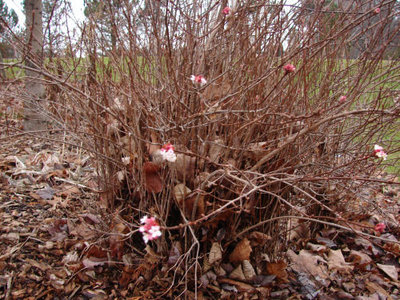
[1,0,400,298]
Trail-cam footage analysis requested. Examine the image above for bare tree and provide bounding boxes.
[24,0,46,131]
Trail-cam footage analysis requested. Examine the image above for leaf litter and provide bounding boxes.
[1,87,400,299]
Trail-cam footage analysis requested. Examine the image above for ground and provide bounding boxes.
[1,85,400,299]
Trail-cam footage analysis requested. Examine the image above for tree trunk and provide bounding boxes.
[24,0,47,131]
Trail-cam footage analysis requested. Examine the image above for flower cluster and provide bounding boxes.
[283,64,296,73]
[222,6,231,15]
[374,7,380,14]
[339,95,347,103]
[139,216,162,243]
[374,222,386,233]
[190,75,207,86]
[160,143,177,162]
[374,144,387,160]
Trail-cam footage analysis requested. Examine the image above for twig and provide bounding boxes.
[5,271,14,300]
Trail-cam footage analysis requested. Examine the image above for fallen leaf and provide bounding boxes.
[200,271,217,288]
[172,153,196,182]
[173,183,191,204]
[252,275,276,286]
[287,249,329,286]
[110,222,129,260]
[184,192,205,219]
[26,258,51,272]
[86,245,108,258]
[229,238,252,264]
[242,260,256,280]
[82,257,107,269]
[209,242,223,265]
[348,250,372,267]
[218,277,256,292]
[307,242,327,253]
[229,264,246,281]
[168,242,182,266]
[266,260,288,282]
[144,162,162,193]
[81,213,101,225]
[366,280,393,300]
[35,186,55,200]
[327,249,353,274]
[377,263,398,281]
[70,223,97,240]
[58,185,81,197]
[208,138,224,164]
[248,231,272,247]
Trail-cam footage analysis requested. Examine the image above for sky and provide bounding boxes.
[4,0,86,28]
[5,0,299,28]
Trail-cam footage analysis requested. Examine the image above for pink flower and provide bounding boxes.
[139,216,162,243]
[222,6,231,15]
[162,143,174,152]
[190,75,207,86]
[374,7,380,14]
[374,222,386,233]
[283,64,296,73]
[374,144,387,160]
[160,143,177,162]
[339,95,347,103]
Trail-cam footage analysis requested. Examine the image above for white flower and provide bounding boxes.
[160,149,177,162]
[121,156,130,165]
[139,216,162,243]
[374,144,387,160]
[190,75,207,86]
[140,215,148,224]
[160,143,177,162]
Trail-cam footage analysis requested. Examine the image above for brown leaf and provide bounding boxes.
[184,193,205,219]
[229,264,246,281]
[242,260,256,280]
[243,142,268,161]
[204,211,233,230]
[173,184,191,204]
[81,213,101,225]
[348,250,372,266]
[266,260,288,282]
[110,222,129,260]
[384,242,400,256]
[86,245,108,258]
[208,138,224,164]
[26,258,51,272]
[218,277,256,292]
[34,186,55,200]
[167,242,182,266]
[306,242,327,253]
[287,249,329,286]
[366,281,394,300]
[119,266,135,287]
[173,153,196,182]
[248,231,272,247]
[229,238,252,264]
[377,263,398,281]
[70,223,97,240]
[209,242,223,265]
[58,185,81,197]
[147,132,160,156]
[327,249,353,274]
[144,162,162,193]
[174,184,205,219]
[82,257,107,269]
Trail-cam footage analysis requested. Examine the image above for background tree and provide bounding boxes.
[43,0,71,60]
[84,0,122,54]
[0,0,18,77]
[24,0,46,131]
